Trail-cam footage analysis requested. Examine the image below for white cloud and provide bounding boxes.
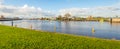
[1,0,120,18]
[59,4,120,17]
[0,0,3,5]
[59,8,91,16]
[0,4,54,18]
[58,0,120,17]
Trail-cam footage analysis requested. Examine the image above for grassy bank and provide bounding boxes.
[0,25,120,49]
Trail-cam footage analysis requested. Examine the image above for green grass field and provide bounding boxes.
[0,25,120,49]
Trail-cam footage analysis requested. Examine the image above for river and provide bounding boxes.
[0,20,120,40]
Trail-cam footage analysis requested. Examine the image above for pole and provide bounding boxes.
[54,25,56,32]
[11,20,13,26]
[92,27,95,37]
[30,24,33,29]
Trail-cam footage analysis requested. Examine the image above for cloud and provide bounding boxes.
[0,0,3,4]
[0,4,54,18]
[59,8,91,16]
[1,0,120,18]
[1,4,120,18]
[59,4,120,17]
[58,1,120,17]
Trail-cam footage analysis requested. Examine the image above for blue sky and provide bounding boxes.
[3,0,120,10]
[0,0,120,18]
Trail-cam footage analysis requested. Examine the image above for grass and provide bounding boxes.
[0,25,120,49]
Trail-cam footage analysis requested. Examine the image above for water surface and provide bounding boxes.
[0,20,120,40]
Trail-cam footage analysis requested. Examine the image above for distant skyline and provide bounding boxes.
[0,0,120,18]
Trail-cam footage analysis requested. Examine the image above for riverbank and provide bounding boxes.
[0,25,120,49]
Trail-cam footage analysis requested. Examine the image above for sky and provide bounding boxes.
[0,0,120,18]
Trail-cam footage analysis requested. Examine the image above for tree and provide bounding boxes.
[57,15,62,20]
[116,16,118,18]
[64,13,71,18]
[64,13,71,20]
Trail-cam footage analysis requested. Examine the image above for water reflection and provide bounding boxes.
[64,21,71,33]
[110,23,120,26]
[55,21,62,32]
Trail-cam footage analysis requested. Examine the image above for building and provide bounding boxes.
[0,15,5,19]
[110,18,120,23]
[87,16,93,20]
